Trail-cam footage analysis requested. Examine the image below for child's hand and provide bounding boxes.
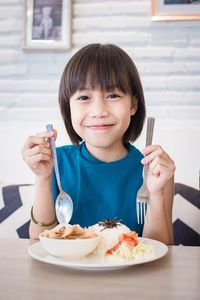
[141,145,175,196]
[21,130,57,178]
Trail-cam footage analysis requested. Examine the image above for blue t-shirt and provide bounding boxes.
[52,142,144,236]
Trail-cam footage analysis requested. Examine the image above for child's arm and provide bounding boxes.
[21,130,58,239]
[163,176,174,242]
[141,145,175,245]
[29,176,57,240]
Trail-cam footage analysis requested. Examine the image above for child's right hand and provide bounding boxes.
[21,130,56,178]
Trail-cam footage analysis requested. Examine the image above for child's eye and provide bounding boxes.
[77,95,89,101]
[107,93,121,99]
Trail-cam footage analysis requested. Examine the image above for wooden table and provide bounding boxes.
[0,238,199,300]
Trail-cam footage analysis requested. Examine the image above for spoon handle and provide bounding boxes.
[46,124,62,191]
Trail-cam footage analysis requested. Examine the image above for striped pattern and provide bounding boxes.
[0,184,33,238]
[173,183,200,246]
[0,183,199,245]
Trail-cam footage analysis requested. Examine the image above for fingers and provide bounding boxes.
[37,129,57,139]
[149,157,172,180]
[141,145,176,177]
[25,153,52,170]
[22,130,56,151]
[141,145,170,163]
[24,143,51,158]
[22,142,51,169]
[22,131,53,151]
[21,129,57,170]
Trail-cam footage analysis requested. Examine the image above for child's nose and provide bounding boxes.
[89,99,109,118]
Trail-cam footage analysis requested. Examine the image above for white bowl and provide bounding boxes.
[39,231,100,260]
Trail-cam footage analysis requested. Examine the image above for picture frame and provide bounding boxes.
[24,0,71,50]
[152,0,200,21]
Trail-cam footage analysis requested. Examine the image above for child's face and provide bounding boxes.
[70,87,137,149]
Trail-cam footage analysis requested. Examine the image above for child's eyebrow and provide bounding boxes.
[78,86,119,91]
[78,87,91,91]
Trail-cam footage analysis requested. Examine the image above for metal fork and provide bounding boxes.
[136,117,155,224]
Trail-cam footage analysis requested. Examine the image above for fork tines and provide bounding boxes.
[137,196,149,224]
[136,117,155,224]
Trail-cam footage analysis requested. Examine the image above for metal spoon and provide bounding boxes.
[46,124,73,224]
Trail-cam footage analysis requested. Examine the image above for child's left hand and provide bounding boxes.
[141,145,175,195]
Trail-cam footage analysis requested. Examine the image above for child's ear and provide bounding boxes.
[130,99,138,116]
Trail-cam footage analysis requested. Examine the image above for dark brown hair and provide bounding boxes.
[59,43,146,145]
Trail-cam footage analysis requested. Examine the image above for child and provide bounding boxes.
[39,6,53,40]
[22,44,175,244]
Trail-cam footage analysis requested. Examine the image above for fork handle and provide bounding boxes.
[146,117,155,147]
[144,117,155,181]
[46,124,62,191]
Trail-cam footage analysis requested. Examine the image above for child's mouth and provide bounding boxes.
[86,124,114,130]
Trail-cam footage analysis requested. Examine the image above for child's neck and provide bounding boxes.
[85,141,128,162]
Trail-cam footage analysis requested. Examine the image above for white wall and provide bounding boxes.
[0,0,200,188]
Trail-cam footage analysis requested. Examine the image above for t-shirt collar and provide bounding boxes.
[80,142,131,164]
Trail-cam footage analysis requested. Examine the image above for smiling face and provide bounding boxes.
[59,44,146,146]
[70,87,137,151]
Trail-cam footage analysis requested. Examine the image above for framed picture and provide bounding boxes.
[24,0,71,50]
[152,0,200,21]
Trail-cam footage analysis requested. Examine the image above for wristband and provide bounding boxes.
[31,206,57,227]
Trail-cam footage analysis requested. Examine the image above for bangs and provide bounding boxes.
[66,44,135,97]
[59,43,146,145]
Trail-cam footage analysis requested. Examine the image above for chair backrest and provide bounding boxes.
[1,182,200,243]
[173,183,200,246]
[0,184,33,238]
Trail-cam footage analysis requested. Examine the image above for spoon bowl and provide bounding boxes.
[46,124,73,224]
[55,192,73,224]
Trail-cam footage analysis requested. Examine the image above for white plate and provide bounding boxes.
[28,238,168,271]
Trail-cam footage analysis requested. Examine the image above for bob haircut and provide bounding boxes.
[59,43,146,145]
